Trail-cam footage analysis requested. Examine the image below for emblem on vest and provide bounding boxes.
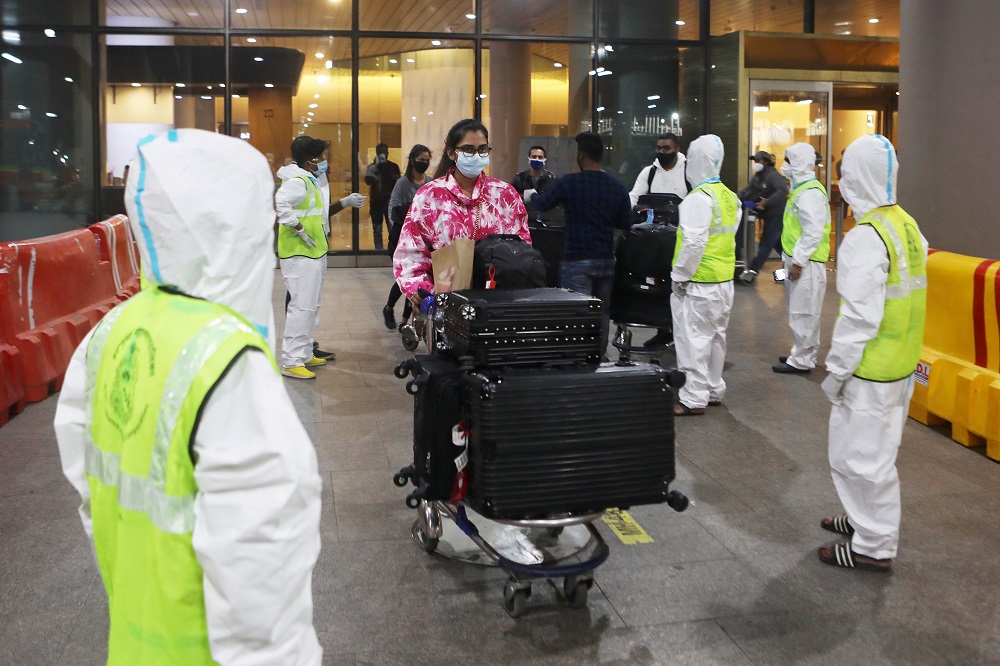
[105,328,156,439]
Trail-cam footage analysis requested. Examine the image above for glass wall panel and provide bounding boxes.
[482,40,590,189]
[750,86,829,187]
[484,0,593,37]
[0,31,94,241]
[360,1,473,33]
[102,35,224,218]
[1,0,91,25]
[593,44,685,190]
[358,37,473,251]
[815,0,900,37]
[104,0,224,28]
[230,0,349,31]
[600,0,700,41]
[711,0,803,35]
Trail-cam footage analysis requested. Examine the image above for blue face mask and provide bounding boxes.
[528,158,545,171]
[316,160,328,176]
[456,153,490,178]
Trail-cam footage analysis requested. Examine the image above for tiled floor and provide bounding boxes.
[2,265,999,665]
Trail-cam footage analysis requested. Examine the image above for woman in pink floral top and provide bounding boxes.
[393,119,531,301]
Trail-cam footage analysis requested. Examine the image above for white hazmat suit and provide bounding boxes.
[780,142,831,370]
[54,129,324,664]
[276,163,327,369]
[671,135,736,410]
[822,134,928,561]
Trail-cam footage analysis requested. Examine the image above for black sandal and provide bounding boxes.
[674,403,705,416]
[820,514,855,536]
[818,541,891,573]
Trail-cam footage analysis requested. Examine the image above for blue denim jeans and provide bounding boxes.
[561,258,616,354]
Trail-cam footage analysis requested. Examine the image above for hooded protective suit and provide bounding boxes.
[822,134,928,561]
[276,163,327,369]
[779,142,831,370]
[54,130,323,664]
[671,135,737,410]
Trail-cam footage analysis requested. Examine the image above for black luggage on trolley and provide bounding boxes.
[611,221,677,328]
[435,288,603,367]
[527,222,565,288]
[462,362,677,519]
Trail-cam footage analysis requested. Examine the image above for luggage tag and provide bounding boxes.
[450,422,470,503]
[485,265,497,289]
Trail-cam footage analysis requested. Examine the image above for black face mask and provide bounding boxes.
[413,161,430,174]
[656,152,677,168]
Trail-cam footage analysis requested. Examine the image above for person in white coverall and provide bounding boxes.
[772,142,831,374]
[670,135,740,416]
[276,136,333,379]
[54,129,323,663]
[817,134,928,573]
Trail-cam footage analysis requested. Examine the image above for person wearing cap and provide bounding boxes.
[772,143,831,374]
[54,129,323,663]
[670,134,740,416]
[737,150,789,285]
[817,134,927,573]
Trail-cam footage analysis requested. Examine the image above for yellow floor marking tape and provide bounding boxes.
[601,508,654,545]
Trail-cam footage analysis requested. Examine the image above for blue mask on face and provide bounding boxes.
[316,160,328,176]
[528,158,545,171]
[456,153,490,178]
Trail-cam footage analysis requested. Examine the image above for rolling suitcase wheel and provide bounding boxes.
[503,582,531,618]
[412,519,439,554]
[563,576,591,609]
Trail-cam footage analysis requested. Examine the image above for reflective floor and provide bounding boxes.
[2,264,999,665]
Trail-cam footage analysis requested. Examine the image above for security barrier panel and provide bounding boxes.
[909,250,1000,460]
[0,217,140,426]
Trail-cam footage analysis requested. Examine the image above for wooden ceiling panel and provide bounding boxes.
[710,0,804,35]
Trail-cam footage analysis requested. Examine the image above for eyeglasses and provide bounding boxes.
[455,145,492,157]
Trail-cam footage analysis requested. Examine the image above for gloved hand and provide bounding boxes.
[743,200,757,209]
[341,193,366,208]
[523,188,537,205]
[294,226,316,248]
[671,280,687,298]
[821,374,846,406]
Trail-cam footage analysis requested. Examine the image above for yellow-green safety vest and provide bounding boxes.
[673,180,739,282]
[781,179,831,262]
[851,206,927,382]
[277,175,328,259]
[84,287,277,665]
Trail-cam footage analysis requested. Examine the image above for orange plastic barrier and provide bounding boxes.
[909,250,1000,460]
[0,217,140,423]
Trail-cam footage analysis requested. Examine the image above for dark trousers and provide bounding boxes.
[386,282,413,321]
[370,204,388,250]
[749,214,783,273]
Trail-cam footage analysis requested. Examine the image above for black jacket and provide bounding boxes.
[511,169,560,223]
[738,164,788,222]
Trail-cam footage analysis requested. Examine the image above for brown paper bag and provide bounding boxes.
[431,238,475,293]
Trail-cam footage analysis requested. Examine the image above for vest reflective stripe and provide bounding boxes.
[781,179,831,262]
[277,176,328,259]
[673,181,739,283]
[852,207,927,382]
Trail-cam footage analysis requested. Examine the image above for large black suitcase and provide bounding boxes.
[610,268,673,328]
[528,222,565,288]
[436,288,602,367]
[462,362,676,519]
[400,355,465,504]
[617,221,677,280]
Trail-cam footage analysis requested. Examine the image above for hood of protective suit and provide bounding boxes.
[839,134,898,219]
[276,163,315,183]
[124,129,277,348]
[685,134,724,188]
[782,142,818,188]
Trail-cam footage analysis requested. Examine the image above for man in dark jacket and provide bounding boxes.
[364,143,401,250]
[511,145,559,224]
[737,150,789,285]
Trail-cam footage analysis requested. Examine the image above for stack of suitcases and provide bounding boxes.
[395,286,681,520]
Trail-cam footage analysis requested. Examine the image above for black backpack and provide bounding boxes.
[634,166,684,226]
[472,235,547,290]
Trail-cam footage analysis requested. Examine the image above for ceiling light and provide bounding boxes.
[219,83,225,87]
[753,105,769,112]
[246,38,257,43]
[264,83,274,88]
[480,94,487,99]
[797,99,813,105]
[598,70,612,76]
[232,94,240,98]
[45,112,57,117]
[175,82,185,87]
[466,13,476,19]
[315,52,324,58]
[303,124,308,128]
[596,67,605,72]
[207,85,212,89]
[64,76,73,82]
[317,75,328,83]
[895,91,900,96]
[406,58,415,63]
[307,111,314,116]
[671,112,679,120]
[254,57,263,62]
[647,94,660,100]
[175,95,182,99]
[235,8,248,14]
[617,110,623,114]
[17,104,26,110]
[201,95,211,99]
[389,58,397,64]
[187,11,198,17]
[325,59,332,69]
[412,116,417,121]
[596,106,605,112]
[314,93,320,98]
[2,30,20,44]
[427,111,434,116]
[553,62,563,68]
[868,18,879,24]
[27,140,33,145]
[605,45,614,52]
[431,40,441,46]
[2,53,22,64]
[44,29,55,38]
[131,82,141,87]
[308,103,318,108]
[647,104,656,108]
[675,20,685,26]
[834,21,851,26]
[588,70,596,76]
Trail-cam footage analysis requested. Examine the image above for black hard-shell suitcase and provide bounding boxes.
[617,222,677,280]
[610,269,673,328]
[399,355,465,503]
[436,288,602,367]
[528,222,565,288]
[463,362,676,519]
